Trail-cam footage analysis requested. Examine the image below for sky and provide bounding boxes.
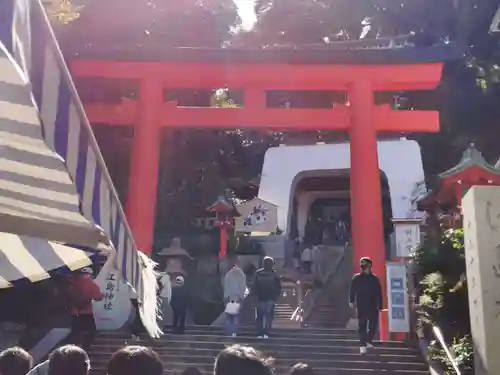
[234,0,257,31]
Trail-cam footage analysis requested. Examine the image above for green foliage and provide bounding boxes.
[428,335,474,374]
[412,229,465,285]
[412,228,472,371]
[62,0,240,47]
[42,0,85,24]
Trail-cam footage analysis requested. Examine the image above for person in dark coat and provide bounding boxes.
[348,257,383,354]
[253,257,282,338]
[170,276,188,334]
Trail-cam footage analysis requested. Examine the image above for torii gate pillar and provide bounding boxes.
[349,81,386,292]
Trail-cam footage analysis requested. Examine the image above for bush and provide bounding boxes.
[428,335,473,374]
[411,228,472,372]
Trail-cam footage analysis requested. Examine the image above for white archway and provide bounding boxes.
[258,140,426,233]
[288,169,391,239]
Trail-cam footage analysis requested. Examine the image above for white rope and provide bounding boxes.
[137,251,162,338]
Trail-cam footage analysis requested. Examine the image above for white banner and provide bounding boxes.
[93,253,132,330]
[386,261,410,333]
[394,221,421,258]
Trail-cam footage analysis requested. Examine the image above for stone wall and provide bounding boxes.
[463,186,500,375]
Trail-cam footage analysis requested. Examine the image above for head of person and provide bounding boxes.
[107,346,163,375]
[360,257,373,274]
[262,256,274,271]
[228,255,239,269]
[79,267,93,279]
[48,345,89,375]
[290,363,314,375]
[175,276,185,286]
[181,367,203,375]
[0,347,33,375]
[170,237,182,248]
[214,345,274,375]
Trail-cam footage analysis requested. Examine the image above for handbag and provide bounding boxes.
[346,317,359,330]
[225,301,241,315]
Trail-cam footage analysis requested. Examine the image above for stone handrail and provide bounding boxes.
[292,243,348,324]
[312,244,347,285]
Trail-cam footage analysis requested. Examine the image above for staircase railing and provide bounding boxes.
[431,325,462,375]
[290,287,317,323]
[291,242,348,324]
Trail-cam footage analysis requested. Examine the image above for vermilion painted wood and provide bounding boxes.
[82,102,438,132]
[71,58,443,342]
[70,60,443,92]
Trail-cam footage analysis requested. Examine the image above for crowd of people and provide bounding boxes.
[0,344,315,375]
[303,215,349,248]
[67,253,284,352]
[291,215,350,276]
[0,241,383,375]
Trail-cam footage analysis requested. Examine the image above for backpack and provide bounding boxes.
[64,279,93,311]
[254,270,280,301]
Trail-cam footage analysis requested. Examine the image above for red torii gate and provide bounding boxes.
[69,47,445,308]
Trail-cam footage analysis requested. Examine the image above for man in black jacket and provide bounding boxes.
[349,257,383,354]
[253,256,282,338]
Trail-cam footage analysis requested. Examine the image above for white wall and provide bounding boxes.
[258,140,426,235]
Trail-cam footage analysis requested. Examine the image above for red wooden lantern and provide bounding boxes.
[207,195,239,258]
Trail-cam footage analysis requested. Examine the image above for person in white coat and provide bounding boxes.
[158,270,172,328]
[223,257,247,337]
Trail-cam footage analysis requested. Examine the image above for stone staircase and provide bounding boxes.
[87,244,429,375]
[87,281,429,375]
[304,297,345,329]
[89,326,428,375]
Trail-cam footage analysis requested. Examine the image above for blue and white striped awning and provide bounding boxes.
[0,232,96,289]
[0,0,145,306]
[0,43,107,248]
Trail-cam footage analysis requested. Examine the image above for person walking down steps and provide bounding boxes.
[170,276,188,334]
[349,257,383,355]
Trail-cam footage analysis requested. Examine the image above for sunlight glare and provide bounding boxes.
[234,0,257,31]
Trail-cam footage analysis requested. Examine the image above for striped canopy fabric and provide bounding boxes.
[0,43,106,248]
[0,232,95,289]
[0,0,145,309]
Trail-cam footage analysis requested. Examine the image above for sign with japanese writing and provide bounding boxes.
[386,261,410,333]
[93,254,133,330]
[235,198,277,233]
[393,219,421,258]
[103,273,117,311]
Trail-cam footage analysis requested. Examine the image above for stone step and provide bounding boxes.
[94,334,411,348]
[155,328,358,339]
[89,353,427,371]
[89,360,429,375]
[126,325,353,335]
[90,345,421,363]
[303,321,347,328]
[92,336,419,353]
